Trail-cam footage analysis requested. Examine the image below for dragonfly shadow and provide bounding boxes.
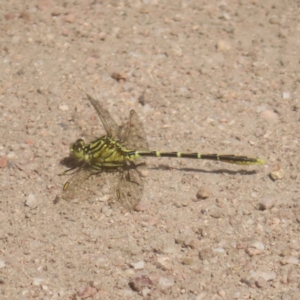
[59,156,82,169]
[150,164,259,176]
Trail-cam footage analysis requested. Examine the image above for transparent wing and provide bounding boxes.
[62,168,118,203]
[116,166,144,210]
[121,110,149,151]
[86,93,120,138]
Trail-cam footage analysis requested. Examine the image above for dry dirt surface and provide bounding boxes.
[1,1,300,299]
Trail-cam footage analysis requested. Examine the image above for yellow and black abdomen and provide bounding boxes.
[126,150,265,165]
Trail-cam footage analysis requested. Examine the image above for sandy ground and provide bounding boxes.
[0,0,300,299]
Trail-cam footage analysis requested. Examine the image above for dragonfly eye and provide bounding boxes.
[70,139,85,161]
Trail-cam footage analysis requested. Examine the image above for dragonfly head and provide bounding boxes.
[70,139,86,161]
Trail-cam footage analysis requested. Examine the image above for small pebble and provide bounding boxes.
[65,13,76,23]
[280,256,299,265]
[25,194,39,208]
[198,227,209,238]
[196,188,212,200]
[142,287,151,297]
[130,261,145,270]
[216,40,231,52]
[280,248,292,257]
[129,275,153,292]
[260,109,278,122]
[124,268,135,276]
[282,91,291,99]
[0,157,8,168]
[236,242,247,249]
[134,203,148,211]
[142,104,152,114]
[111,71,126,82]
[157,256,171,269]
[248,241,265,250]
[58,104,69,111]
[259,197,276,210]
[209,207,223,218]
[245,248,263,256]
[213,247,225,253]
[98,194,109,203]
[185,238,200,249]
[33,277,44,286]
[182,257,195,265]
[99,31,106,40]
[180,198,191,207]
[7,151,16,158]
[141,216,159,227]
[255,277,267,288]
[270,165,284,180]
[51,7,63,16]
[0,260,5,268]
[241,278,256,288]
[158,277,174,290]
[139,170,149,177]
[250,270,276,281]
[179,86,189,96]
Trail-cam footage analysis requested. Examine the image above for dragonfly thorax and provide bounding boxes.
[70,135,129,167]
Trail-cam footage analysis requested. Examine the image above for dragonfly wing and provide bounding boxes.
[62,168,118,203]
[86,93,120,138]
[62,168,92,202]
[121,110,149,151]
[116,166,144,210]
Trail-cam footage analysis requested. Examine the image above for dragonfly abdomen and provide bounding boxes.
[128,150,265,165]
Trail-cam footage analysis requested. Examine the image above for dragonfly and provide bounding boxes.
[61,94,265,210]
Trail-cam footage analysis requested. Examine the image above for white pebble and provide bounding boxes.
[157,256,170,269]
[142,104,152,114]
[33,277,44,286]
[250,270,276,281]
[142,287,151,297]
[280,256,299,265]
[213,248,225,253]
[158,277,174,290]
[270,167,284,180]
[58,104,69,111]
[130,261,145,270]
[282,92,290,99]
[0,260,5,268]
[248,241,265,250]
[7,151,16,158]
[25,194,39,208]
[124,268,135,276]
